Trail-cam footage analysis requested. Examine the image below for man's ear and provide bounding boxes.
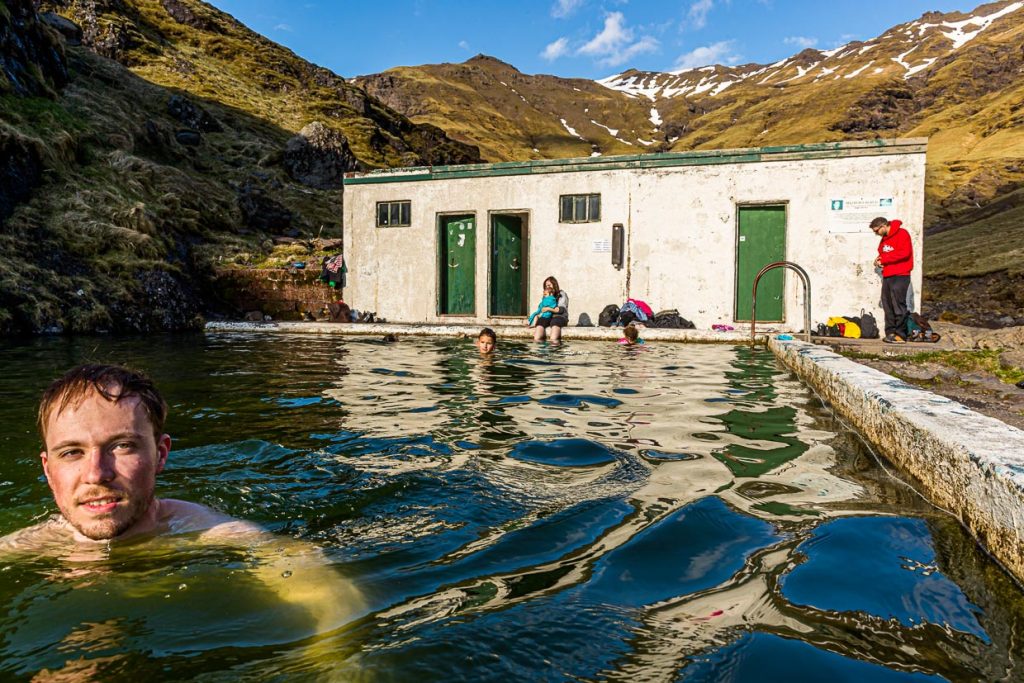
[155,434,171,474]
[40,450,51,485]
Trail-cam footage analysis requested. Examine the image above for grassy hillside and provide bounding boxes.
[0,0,480,334]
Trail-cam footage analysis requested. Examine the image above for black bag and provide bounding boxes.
[598,304,620,327]
[652,309,695,329]
[859,311,880,339]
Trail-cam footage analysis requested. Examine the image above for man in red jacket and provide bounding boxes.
[870,216,914,343]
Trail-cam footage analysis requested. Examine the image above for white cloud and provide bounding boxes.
[541,37,571,61]
[672,40,739,70]
[577,12,659,66]
[552,0,584,18]
[605,36,659,67]
[273,23,293,32]
[784,36,818,49]
[688,0,715,30]
[458,40,470,51]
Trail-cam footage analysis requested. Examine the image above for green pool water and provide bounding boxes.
[0,332,1021,681]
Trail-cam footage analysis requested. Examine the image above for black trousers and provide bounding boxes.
[881,275,911,337]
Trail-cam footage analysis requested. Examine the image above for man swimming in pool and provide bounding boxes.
[0,364,362,633]
[0,364,258,546]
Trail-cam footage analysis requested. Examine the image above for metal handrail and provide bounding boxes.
[750,261,812,345]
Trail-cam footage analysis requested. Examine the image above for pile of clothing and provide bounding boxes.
[598,299,695,329]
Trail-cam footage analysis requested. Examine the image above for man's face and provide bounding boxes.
[40,390,170,541]
[871,223,889,237]
[477,335,495,354]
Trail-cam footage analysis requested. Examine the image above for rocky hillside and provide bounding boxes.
[357,0,1024,324]
[0,0,480,334]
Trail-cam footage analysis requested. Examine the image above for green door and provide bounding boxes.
[735,205,786,322]
[439,215,476,315]
[490,215,526,317]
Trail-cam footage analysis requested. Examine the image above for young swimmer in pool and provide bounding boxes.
[618,324,645,345]
[476,328,496,354]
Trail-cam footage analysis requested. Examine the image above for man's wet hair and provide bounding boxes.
[478,327,496,342]
[38,364,168,442]
[869,216,889,229]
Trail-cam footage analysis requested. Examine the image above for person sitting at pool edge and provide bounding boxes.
[618,324,645,345]
[528,276,569,342]
[477,327,496,354]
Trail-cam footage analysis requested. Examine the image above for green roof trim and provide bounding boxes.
[344,138,928,186]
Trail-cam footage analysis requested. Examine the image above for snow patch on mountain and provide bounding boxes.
[924,1,1023,49]
[845,61,873,79]
[560,118,583,139]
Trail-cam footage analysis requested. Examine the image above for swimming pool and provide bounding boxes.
[0,333,1021,680]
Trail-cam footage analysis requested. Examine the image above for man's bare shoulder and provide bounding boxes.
[157,498,265,540]
[0,516,71,553]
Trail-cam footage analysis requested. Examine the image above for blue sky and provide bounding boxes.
[207,0,973,79]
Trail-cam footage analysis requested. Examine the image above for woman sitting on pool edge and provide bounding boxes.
[527,276,569,342]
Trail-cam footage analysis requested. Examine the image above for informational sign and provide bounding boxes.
[827,196,896,234]
[592,239,611,253]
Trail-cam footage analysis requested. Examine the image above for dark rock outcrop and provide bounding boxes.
[39,11,82,45]
[167,94,223,132]
[0,0,68,96]
[236,182,293,231]
[283,121,358,189]
[829,81,917,134]
[174,129,201,146]
[160,0,219,33]
[0,135,44,225]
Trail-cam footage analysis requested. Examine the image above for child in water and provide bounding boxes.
[476,327,496,354]
[618,324,645,345]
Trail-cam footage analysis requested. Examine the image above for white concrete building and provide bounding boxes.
[342,138,926,330]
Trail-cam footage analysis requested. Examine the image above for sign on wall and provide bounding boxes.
[827,196,897,234]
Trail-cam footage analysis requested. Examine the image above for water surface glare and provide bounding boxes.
[1,333,1022,680]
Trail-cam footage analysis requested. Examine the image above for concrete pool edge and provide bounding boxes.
[769,337,1024,585]
[204,320,752,342]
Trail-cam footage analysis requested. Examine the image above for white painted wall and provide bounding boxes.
[344,145,926,331]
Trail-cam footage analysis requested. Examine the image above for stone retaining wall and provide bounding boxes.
[212,268,337,320]
[770,338,1024,586]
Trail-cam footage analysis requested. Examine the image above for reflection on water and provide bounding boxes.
[0,333,1022,680]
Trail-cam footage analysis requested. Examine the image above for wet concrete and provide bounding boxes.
[770,337,1024,587]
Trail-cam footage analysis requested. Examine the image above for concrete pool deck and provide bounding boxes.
[770,338,1024,587]
[206,320,1024,585]
[204,320,755,342]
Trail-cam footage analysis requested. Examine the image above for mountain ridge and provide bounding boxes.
[355,0,1024,290]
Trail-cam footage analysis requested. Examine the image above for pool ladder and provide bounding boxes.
[750,261,812,345]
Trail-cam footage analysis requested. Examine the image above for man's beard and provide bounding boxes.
[62,490,153,540]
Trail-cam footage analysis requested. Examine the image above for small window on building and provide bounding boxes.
[377,200,411,227]
[559,193,601,223]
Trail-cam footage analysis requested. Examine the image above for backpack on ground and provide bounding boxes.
[598,304,620,327]
[907,312,940,342]
[859,311,879,339]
